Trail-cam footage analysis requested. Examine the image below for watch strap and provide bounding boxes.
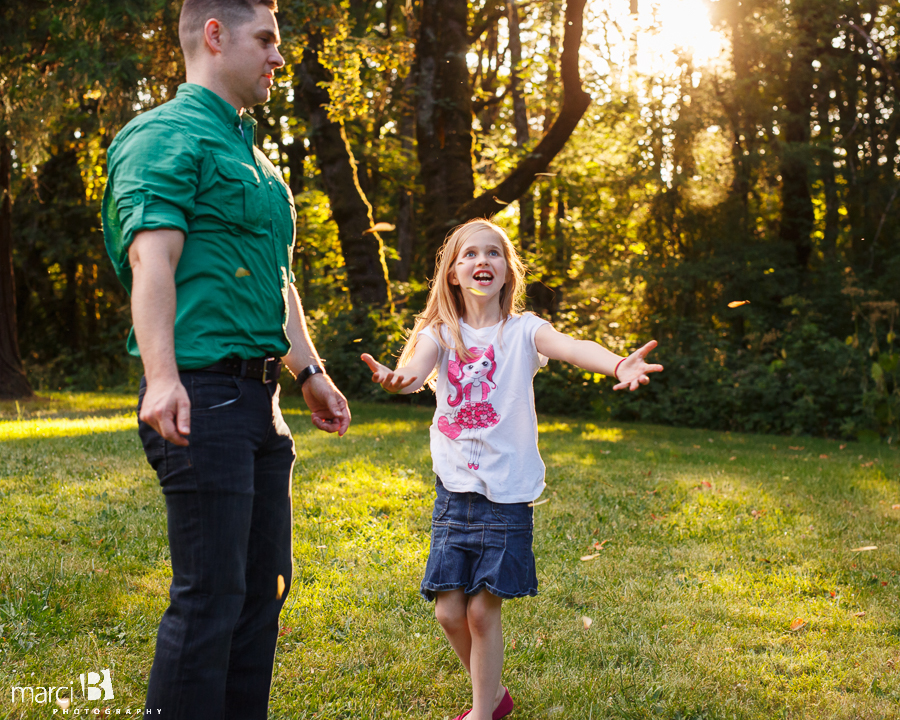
[297,364,325,388]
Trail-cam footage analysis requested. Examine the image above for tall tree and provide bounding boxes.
[296,27,393,309]
[0,137,29,398]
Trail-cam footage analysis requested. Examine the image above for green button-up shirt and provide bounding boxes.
[102,83,297,369]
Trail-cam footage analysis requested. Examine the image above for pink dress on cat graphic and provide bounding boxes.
[455,396,500,430]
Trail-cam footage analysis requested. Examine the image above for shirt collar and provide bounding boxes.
[175,83,258,137]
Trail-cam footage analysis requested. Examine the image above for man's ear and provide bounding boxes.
[203,18,226,55]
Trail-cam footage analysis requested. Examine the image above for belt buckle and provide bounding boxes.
[261,357,276,384]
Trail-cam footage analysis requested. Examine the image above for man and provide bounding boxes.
[102,1,350,717]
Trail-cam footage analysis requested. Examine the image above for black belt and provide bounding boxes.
[196,356,282,383]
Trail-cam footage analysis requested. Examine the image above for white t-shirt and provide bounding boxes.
[418,313,550,503]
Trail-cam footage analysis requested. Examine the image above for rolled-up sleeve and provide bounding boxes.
[103,120,200,290]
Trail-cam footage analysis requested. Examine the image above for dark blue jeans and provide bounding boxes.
[137,372,295,720]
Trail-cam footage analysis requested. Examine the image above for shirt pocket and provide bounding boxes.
[271,178,296,245]
[211,153,264,229]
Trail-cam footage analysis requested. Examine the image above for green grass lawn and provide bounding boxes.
[1,394,900,719]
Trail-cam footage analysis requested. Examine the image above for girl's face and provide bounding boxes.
[462,355,492,380]
[449,230,509,305]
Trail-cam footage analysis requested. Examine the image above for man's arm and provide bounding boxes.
[129,229,192,445]
[283,285,351,436]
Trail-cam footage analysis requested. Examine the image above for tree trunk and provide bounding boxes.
[778,3,816,278]
[296,31,392,310]
[507,0,535,247]
[536,1,560,246]
[396,68,417,282]
[415,0,476,260]
[455,0,591,221]
[0,137,32,399]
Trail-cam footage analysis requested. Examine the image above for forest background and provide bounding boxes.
[1,0,899,442]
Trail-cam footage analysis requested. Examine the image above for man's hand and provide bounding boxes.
[140,377,191,446]
[612,340,664,392]
[302,373,351,436]
[360,353,419,394]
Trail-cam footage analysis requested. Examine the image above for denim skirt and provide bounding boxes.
[420,477,538,601]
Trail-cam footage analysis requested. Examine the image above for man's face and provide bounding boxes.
[220,4,284,111]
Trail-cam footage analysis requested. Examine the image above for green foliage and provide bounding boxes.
[6,0,900,446]
[301,306,422,401]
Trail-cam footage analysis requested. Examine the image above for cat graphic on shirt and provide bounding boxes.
[437,345,500,470]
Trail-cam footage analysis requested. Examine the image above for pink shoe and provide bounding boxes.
[452,688,514,720]
[493,688,514,719]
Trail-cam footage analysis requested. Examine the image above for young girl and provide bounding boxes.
[360,219,662,720]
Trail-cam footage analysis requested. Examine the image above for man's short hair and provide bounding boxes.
[179,0,278,58]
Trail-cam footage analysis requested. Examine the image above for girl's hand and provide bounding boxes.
[612,340,664,392]
[360,353,418,394]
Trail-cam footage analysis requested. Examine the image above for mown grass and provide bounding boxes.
[1,394,900,719]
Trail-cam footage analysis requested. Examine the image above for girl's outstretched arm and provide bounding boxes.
[534,324,663,392]
[360,336,440,395]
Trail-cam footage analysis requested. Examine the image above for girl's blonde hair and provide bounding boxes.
[398,219,527,381]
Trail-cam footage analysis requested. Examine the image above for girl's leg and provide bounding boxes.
[435,589,473,671]
[472,434,484,470]
[467,590,505,720]
[435,590,507,717]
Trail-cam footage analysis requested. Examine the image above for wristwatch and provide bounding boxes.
[296,364,325,388]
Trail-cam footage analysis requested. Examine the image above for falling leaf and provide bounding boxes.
[580,553,600,561]
[702,481,712,488]
[819,454,829,459]
[56,697,71,711]
[861,461,875,468]
[593,539,611,551]
[362,222,396,234]
[882,581,888,586]
[729,456,737,461]
[467,286,487,296]
[352,338,362,343]
[528,498,550,507]
[534,172,557,177]
[854,611,867,618]
[727,300,751,308]
[839,444,847,450]
[279,626,293,637]
[830,590,836,597]
[851,546,878,552]
[276,574,286,599]
[582,616,593,630]
[789,446,805,451]
[789,618,806,632]
[892,504,900,510]
[492,195,510,206]
[235,267,251,278]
